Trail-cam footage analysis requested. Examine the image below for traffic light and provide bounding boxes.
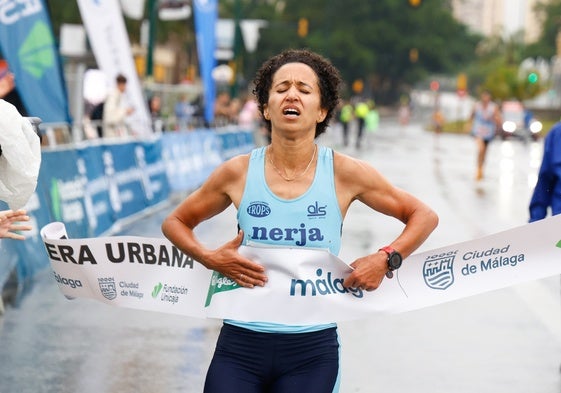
[297,18,308,38]
[408,0,422,7]
[528,72,539,84]
[457,73,467,91]
[409,48,419,63]
[352,79,364,94]
[457,73,467,96]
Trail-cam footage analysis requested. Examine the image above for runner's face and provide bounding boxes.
[263,62,327,135]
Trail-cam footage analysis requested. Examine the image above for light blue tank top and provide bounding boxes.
[226,145,343,333]
[472,101,497,140]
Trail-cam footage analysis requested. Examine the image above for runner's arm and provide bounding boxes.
[336,155,438,290]
[161,156,267,287]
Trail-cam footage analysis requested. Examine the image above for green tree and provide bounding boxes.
[45,0,81,38]
[234,0,479,104]
[470,31,545,101]
[523,0,561,59]
[46,0,481,104]
[45,0,195,49]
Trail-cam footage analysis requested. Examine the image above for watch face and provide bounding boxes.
[389,253,402,270]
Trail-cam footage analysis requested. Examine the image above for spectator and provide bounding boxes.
[88,100,105,138]
[0,99,41,210]
[0,71,15,98]
[102,74,135,138]
[338,100,353,147]
[174,94,195,130]
[528,121,561,375]
[214,91,232,126]
[0,99,34,239]
[364,100,379,148]
[529,122,561,222]
[237,95,259,130]
[192,94,206,128]
[148,94,163,132]
[354,99,369,149]
[0,64,27,116]
[229,97,241,124]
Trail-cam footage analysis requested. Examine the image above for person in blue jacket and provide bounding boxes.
[529,122,561,375]
[529,122,561,222]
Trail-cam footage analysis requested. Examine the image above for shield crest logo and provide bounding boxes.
[98,277,117,300]
[423,255,455,290]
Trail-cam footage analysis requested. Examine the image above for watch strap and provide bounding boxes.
[379,246,397,279]
[379,246,395,255]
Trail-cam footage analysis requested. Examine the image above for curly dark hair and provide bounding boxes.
[252,49,342,138]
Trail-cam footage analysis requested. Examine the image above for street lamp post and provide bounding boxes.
[230,0,243,97]
[146,0,157,78]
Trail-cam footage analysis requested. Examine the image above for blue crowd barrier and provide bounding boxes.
[0,128,255,303]
[161,129,223,192]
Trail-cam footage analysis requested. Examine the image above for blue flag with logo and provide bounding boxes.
[193,0,217,125]
[0,0,70,123]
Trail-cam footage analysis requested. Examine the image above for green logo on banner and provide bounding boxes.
[556,240,561,248]
[50,178,62,221]
[18,21,55,79]
[152,282,163,298]
[204,271,240,307]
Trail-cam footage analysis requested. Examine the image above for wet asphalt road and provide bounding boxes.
[1,117,560,393]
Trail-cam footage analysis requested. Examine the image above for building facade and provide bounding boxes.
[451,0,547,43]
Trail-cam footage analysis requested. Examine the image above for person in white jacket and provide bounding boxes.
[102,74,135,138]
[0,99,40,210]
[0,99,40,239]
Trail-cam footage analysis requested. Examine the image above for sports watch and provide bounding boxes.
[379,246,403,278]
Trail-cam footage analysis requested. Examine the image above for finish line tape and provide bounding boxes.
[40,215,561,324]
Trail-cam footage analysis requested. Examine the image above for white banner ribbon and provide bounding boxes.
[40,215,561,324]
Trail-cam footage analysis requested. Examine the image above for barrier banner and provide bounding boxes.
[38,149,91,239]
[138,139,170,207]
[218,130,255,160]
[161,131,222,192]
[77,145,116,236]
[0,236,18,289]
[161,132,199,192]
[197,130,224,179]
[0,129,256,297]
[41,215,561,324]
[6,191,52,281]
[0,184,54,284]
[0,0,70,122]
[103,143,149,220]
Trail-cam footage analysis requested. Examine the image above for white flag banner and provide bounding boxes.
[77,0,151,136]
[40,215,561,324]
[119,0,146,20]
